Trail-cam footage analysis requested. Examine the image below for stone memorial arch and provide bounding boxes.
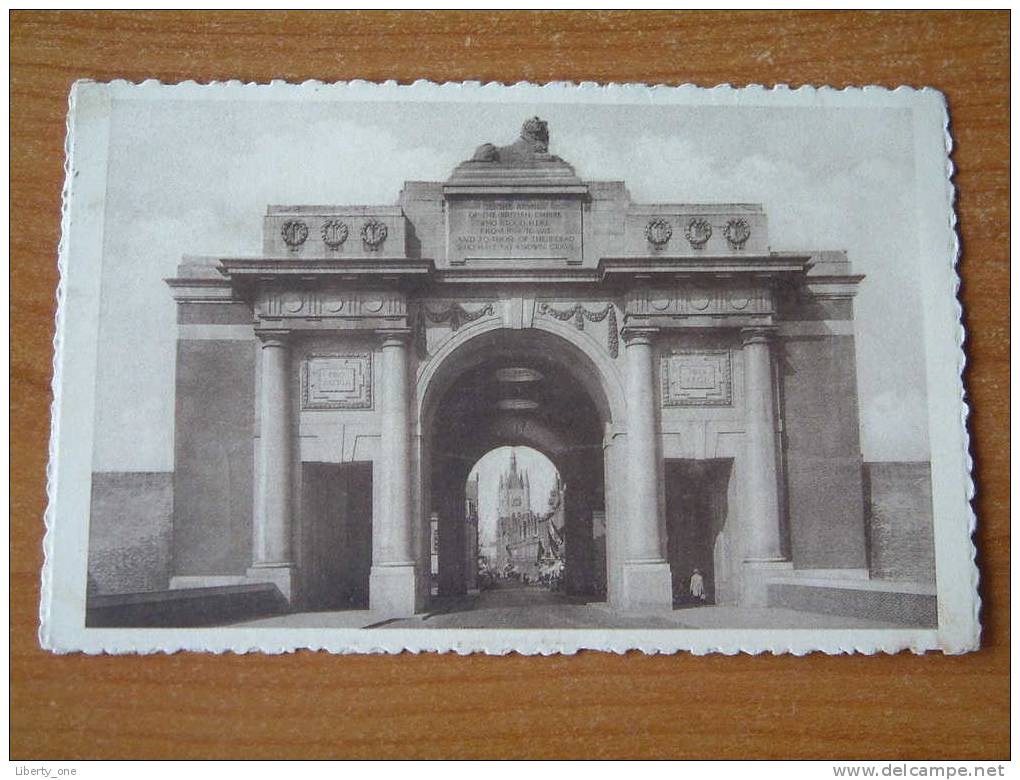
[166,117,868,618]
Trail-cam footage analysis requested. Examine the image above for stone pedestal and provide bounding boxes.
[620,328,673,610]
[740,327,787,606]
[369,330,418,617]
[246,563,296,603]
[249,331,296,602]
[621,560,674,611]
[369,564,418,616]
[741,560,794,608]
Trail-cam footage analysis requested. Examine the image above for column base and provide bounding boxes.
[370,563,418,618]
[246,563,296,603]
[620,560,673,612]
[740,559,794,607]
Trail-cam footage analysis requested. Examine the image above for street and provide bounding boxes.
[234,582,910,630]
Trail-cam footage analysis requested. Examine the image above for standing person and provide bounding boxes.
[690,568,706,604]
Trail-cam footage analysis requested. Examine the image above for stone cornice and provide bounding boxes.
[435,267,601,284]
[599,254,814,278]
[213,252,811,283]
[165,276,238,303]
[218,258,434,278]
[213,253,826,291]
[442,184,589,196]
[804,274,867,300]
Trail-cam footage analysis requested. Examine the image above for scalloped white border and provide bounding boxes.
[39,79,976,656]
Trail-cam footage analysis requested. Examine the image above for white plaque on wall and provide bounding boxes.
[302,353,372,410]
[661,350,732,406]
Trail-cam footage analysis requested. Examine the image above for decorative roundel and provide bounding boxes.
[689,289,712,311]
[644,218,673,248]
[321,219,349,250]
[729,291,751,310]
[684,218,713,249]
[282,291,304,313]
[321,294,344,313]
[723,218,751,249]
[361,218,388,250]
[362,296,385,314]
[280,220,309,249]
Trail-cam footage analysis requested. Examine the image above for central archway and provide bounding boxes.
[417,327,618,608]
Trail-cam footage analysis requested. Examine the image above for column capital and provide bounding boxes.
[740,325,777,346]
[377,327,413,348]
[256,329,291,348]
[621,326,659,346]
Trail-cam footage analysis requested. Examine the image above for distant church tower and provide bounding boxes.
[495,449,566,579]
[498,450,531,517]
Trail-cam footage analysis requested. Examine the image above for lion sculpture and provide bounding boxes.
[472,116,551,163]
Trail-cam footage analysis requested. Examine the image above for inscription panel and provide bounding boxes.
[448,198,582,264]
[302,353,372,410]
[661,350,732,407]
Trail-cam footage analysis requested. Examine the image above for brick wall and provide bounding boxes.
[781,334,868,568]
[88,472,173,594]
[864,461,935,584]
[173,338,256,576]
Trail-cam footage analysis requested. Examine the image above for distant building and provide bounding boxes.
[464,474,479,590]
[478,543,498,571]
[495,451,566,580]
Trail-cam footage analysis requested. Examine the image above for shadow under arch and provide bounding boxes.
[416,325,616,604]
[416,319,625,438]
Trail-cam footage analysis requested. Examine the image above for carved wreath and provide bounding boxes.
[723,218,751,250]
[537,302,619,358]
[684,218,713,249]
[644,218,673,248]
[321,219,349,250]
[361,219,388,250]
[280,220,309,249]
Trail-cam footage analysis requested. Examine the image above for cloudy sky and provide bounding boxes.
[92,91,930,498]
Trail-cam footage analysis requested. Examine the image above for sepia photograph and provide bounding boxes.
[42,80,974,655]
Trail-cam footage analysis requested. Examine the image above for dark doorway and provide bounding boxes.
[300,462,372,610]
[665,459,732,606]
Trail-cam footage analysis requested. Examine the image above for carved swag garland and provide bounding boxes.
[412,302,495,357]
[411,300,620,359]
[537,302,619,358]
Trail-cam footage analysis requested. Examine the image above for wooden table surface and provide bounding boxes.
[10,11,1009,760]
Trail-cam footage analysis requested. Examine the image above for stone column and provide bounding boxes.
[740,326,790,606]
[369,329,418,616]
[248,330,296,601]
[619,328,673,610]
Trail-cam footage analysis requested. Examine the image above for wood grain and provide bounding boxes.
[10,11,1009,760]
